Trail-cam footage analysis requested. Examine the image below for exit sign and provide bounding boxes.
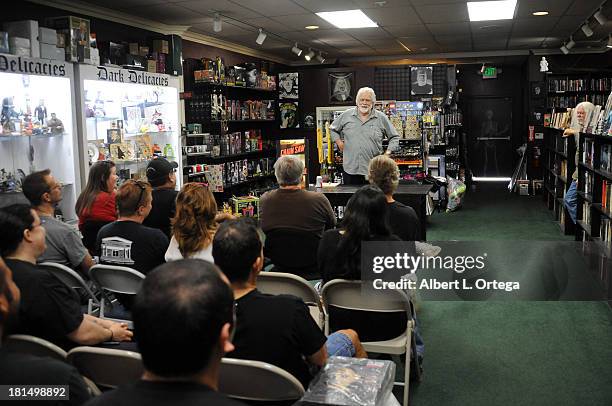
[483,66,497,79]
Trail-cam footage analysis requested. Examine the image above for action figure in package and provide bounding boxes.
[47,113,64,134]
[1,97,19,134]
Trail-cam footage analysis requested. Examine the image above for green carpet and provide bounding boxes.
[408,184,612,406]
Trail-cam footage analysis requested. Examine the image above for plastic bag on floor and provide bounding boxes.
[446,176,466,212]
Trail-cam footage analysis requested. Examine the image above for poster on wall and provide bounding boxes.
[278,72,299,99]
[329,72,355,104]
[280,101,299,129]
[411,66,433,95]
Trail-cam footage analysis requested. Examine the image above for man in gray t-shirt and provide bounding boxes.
[22,170,94,274]
[330,86,399,185]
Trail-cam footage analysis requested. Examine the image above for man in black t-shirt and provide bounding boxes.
[143,157,178,239]
[86,260,244,406]
[0,204,132,351]
[213,219,366,388]
[96,180,169,275]
[0,257,92,405]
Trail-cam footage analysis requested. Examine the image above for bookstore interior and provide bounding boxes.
[0,1,611,406]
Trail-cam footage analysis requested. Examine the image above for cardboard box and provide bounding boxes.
[39,27,57,44]
[128,42,139,55]
[10,47,30,57]
[9,37,30,48]
[40,43,64,61]
[152,39,168,54]
[147,59,156,73]
[3,20,39,58]
[46,16,90,62]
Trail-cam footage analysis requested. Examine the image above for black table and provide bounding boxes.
[308,184,432,240]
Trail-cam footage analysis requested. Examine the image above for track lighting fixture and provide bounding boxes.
[594,9,607,25]
[581,22,594,37]
[607,34,612,48]
[560,43,569,54]
[291,42,302,56]
[256,28,267,45]
[566,36,575,50]
[315,52,325,63]
[213,13,222,32]
[304,49,315,61]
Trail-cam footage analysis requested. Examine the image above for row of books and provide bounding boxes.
[582,202,591,225]
[590,78,612,92]
[601,219,612,242]
[548,94,609,108]
[601,145,612,172]
[548,78,587,92]
[584,171,594,195]
[583,139,595,166]
[601,180,612,208]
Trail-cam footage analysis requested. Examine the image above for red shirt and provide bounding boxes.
[78,191,117,227]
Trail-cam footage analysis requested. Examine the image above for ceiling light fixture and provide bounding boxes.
[396,39,411,52]
[607,34,612,48]
[560,43,569,54]
[305,25,319,30]
[594,9,607,25]
[566,36,575,49]
[213,13,222,32]
[315,9,378,28]
[316,52,326,63]
[304,48,315,61]
[532,11,549,16]
[581,22,594,37]
[256,28,267,45]
[467,0,517,22]
[291,42,302,56]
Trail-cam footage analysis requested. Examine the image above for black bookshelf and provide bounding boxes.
[542,127,575,235]
[546,74,612,109]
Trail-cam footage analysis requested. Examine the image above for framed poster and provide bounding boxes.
[411,66,433,95]
[329,72,355,104]
[278,72,299,99]
[280,101,299,129]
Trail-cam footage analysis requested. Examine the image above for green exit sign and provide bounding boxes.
[483,66,497,79]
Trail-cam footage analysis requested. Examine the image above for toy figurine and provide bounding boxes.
[1,97,18,134]
[34,99,47,124]
[47,113,64,134]
[22,113,34,135]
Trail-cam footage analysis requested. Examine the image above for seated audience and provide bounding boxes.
[165,183,217,263]
[0,257,92,405]
[213,219,366,388]
[85,259,244,406]
[318,185,401,283]
[96,180,169,274]
[368,155,420,241]
[22,169,95,274]
[260,155,335,239]
[0,204,132,350]
[76,160,118,230]
[143,157,179,239]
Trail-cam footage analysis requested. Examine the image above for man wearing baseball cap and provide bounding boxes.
[143,157,178,239]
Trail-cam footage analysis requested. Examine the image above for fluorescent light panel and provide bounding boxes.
[467,0,517,22]
[316,9,377,29]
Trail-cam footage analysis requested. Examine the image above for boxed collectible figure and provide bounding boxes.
[0,32,8,53]
[39,27,57,45]
[3,20,39,58]
[40,43,64,61]
[298,357,396,406]
[229,196,259,218]
[152,39,169,54]
[46,16,91,62]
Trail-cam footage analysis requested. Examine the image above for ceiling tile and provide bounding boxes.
[470,20,514,34]
[511,17,559,35]
[79,0,167,11]
[313,29,357,42]
[427,22,470,36]
[190,20,253,37]
[230,0,309,16]
[515,0,573,18]
[243,17,294,33]
[565,0,605,16]
[384,25,429,37]
[364,6,422,26]
[177,0,261,19]
[343,27,394,40]
[293,0,360,12]
[120,3,203,24]
[416,3,469,24]
[435,35,472,46]
[269,14,335,30]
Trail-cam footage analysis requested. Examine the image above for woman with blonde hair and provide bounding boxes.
[164,183,218,263]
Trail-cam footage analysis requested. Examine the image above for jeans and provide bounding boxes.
[564,180,577,224]
[326,331,355,356]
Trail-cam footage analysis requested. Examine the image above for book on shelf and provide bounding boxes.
[582,202,591,225]
[584,171,593,195]
[602,180,612,209]
[583,139,594,166]
[560,209,565,226]
[601,145,612,172]
[601,218,611,242]
[560,159,567,178]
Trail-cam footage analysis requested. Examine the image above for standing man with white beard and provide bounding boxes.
[330,87,399,185]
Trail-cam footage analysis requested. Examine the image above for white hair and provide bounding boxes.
[356,87,376,105]
[273,155,304,186]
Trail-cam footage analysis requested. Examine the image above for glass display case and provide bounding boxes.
[75,65,181,187]
[0,54,80,221]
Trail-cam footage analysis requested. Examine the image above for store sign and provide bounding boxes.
[0,55,66,77]
[97,66,169,86]
[280,142,305,156]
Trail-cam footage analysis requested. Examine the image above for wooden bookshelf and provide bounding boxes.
[542,127,575,235]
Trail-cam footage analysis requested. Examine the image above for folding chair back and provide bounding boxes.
[67,347,143,390]
[258,271,325,328]
[321,279,415,406]
[88,264,145,295]
[39,262,100,311]
[4,334,67,362]
[219,358,304,402]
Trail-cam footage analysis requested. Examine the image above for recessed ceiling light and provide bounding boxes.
[532,11,548,16]
[315,9,378,29]
[467,0,517,22]
[305,25,319,30]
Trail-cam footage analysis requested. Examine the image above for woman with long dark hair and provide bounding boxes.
[75,160,118,230]
[318,185,400,282]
